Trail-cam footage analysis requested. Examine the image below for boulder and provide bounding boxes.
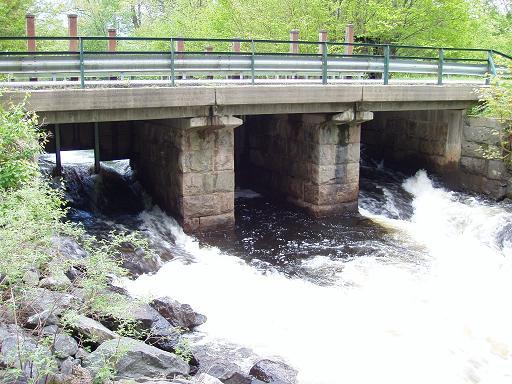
[84,337,189,380]
[25,309,59,328]
[151,297,207,330]
[53,334,79,359]
[39,274,72,291]
[71,315,118,344]
[21,288,76,316]
[192,373,223,384]
[249,360,298,384]
[22,269,40,286]
[42,325,60,336]
[191,338,257,384]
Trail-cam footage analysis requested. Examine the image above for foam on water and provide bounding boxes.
[126,170,512,384]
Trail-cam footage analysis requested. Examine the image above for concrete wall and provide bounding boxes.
[362,110,463,174]
[458,116,512,198]
[240,114,362,216]
[131,116,241,232]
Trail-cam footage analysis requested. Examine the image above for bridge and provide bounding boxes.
[1,23,511,232]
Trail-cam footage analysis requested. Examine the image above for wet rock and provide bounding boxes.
[84,337,189,380]
[192,373,223,384]
[53,334,79,358]
[25,309,59,328]
[71,315,118,344]
[151,297,207,330]
[190,338,257,384]
[21,288,76,316]
[118,246,163,277]
[249,359,298,384]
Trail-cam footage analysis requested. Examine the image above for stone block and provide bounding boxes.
[214,148,234,171]
[182,171,234,195]
[463,124,500,145]
[461,142,484,158]
[487,160,508,180]
[348,124,361,144]
[286,177,304,199]
[185,128,216,151]
[419,139,445,156]
[481,178,507,199]
[180,192,234,218]
[215,127,234,148]
[317,123,339,145]
[199,213,235,230]
[460,156,487,175]
[181,150,214,173]
[336,144,360,164]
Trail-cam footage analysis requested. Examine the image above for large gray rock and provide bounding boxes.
[249,359,298,384]
[25,309,59,328]
[84,337,189,380]
[71,315,118,344]
[53,334,79,359]
[151,297,207,330]
[21,288,76,316]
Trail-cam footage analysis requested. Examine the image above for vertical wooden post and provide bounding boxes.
[55,124,62,175]
[344,24,354,55]
[26,14,36,52]
[290,29,299,54]
[318,30,327,54]
[176,38,185,80]
[68,14,78,51]
[232,39,241,80]
[108,28,117,52]
[94,122,100,174]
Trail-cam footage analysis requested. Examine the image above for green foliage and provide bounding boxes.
[0,98,44,190]
[476,67,512,163]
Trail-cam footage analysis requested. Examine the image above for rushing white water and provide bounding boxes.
[126,170,512,384]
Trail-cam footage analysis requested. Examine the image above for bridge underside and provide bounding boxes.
[43,106,465,232]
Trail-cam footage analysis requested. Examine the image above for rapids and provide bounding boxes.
[42,152,512,384]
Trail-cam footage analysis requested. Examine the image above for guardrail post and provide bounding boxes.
[79,37,85,88]
[68,14,78,51]
[26,14,36,52]
[176,37,184,80]
[251,40,255,85]
[437,48,444,85]
[290,29,299,54]
[486,50,497,85]
[170,38,175,87]
[205,45,213,80]
[322,42,328,85]
[344,24,354,55]
[383,45,390,85]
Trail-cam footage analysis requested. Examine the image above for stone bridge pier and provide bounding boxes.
[238,110,373,216]
[131,115,242,232]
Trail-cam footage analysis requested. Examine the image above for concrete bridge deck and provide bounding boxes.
[1,84,479,124]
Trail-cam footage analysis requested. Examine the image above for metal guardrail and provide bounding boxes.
[0,36,510,88]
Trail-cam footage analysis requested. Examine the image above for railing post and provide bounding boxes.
[318,30,327,54]
[232,38,241,80]
[251,39,255,85]
[68,14,78,51]
[383,45,390,85]
[108,28,117,52]
[205,45,213,80]
[322,42,328,85]
[176,37,184,80]
[344,24,354,55]
[79,37,85,88]
[437,48,444,85]
[486,50,497,85]
[290,29,299,54]
[170,38,175,87]
[26,14,36,52]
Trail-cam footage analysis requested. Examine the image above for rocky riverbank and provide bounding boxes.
[0,234,298,384]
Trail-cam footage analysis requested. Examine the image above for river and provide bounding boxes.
[41,151,512,384]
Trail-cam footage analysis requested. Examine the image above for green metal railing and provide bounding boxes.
[0,36,510,88]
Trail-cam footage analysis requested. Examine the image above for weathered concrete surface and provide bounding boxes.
[362,110,463,174]
[0,85,480,124]
[131,116,242,232]
[241,111,371,216]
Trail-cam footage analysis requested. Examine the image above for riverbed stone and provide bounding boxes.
[249,359,298,384]
[84,337,189,380]
[21,288,76,316]
[71,315,118,344]
[151,297,207,330]
[53,333,79,358]
[26,309,59,328]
